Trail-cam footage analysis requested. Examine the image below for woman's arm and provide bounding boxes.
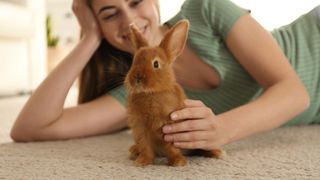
[11,36,127,142]
[11,0,128,142]
[222,13,310,143]
[162,13,310,150]
[11,94,127,142]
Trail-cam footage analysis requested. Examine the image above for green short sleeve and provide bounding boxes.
[207,0,250,39]
[107,85,128,107]
[167,0,250,40]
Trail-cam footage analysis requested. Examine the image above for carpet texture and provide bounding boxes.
[1,126,320,179]
[1,95,320,179]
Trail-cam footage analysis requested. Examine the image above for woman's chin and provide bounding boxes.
[124,44,134,54]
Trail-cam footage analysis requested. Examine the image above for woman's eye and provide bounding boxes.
[131,0,143,7]
[103,13,117,20]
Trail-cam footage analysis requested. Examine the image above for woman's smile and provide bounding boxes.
[123,24,149,42]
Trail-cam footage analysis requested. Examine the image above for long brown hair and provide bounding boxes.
[78,39,133,104]
[78,0,160,104]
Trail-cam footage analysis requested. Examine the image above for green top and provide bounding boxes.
[108,0,320,126]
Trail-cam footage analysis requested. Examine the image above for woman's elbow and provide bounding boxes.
[10,124,36,142]
[10,131,28,142]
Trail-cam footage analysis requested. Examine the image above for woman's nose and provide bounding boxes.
[122,10,137,30]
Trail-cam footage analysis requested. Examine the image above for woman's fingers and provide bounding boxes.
[164,130,207,142]
[184,99,206,108]
[72,0,88,16]
[170,106,214,121]
[163,119,210,133]
[170,99,214,121]
[161,99,225,150]
[72,0,102,38]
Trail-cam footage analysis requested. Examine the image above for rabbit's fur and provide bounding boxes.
[125,20,225,166]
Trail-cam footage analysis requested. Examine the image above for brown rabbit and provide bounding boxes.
[125,20,225,167]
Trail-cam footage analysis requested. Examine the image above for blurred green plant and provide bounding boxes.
[46,15,59,47]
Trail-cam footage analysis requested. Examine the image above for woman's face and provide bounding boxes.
[91,0,160,54]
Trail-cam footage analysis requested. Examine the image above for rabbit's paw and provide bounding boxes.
[168,156,187,166]
[134,156,154,167]
[129,144,140,160]
[205,149,226,159]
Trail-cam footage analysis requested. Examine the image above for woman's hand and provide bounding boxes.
[72,0,102,41]
[162,99,229,150]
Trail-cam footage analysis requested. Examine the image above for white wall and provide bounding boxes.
[231,0,320,30]
[159,0,185,23]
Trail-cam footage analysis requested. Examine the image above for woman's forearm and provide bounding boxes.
[12,35,100,132]
[220,80,310,144]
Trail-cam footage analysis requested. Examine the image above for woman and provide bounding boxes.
[11,0,319,151]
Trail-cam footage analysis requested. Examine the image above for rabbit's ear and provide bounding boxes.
[159,20,189,61]
[129,24,149,52]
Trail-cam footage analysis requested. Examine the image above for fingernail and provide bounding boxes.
[171,113,177,120]
[163,126,171,133]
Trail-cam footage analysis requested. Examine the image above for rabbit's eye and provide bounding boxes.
[153,60,160,69]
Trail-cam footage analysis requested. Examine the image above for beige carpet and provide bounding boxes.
[1,95,320,179]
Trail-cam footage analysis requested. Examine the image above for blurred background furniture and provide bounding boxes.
[0,0,46,96]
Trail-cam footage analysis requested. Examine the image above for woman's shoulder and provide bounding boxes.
[180,0,211,12]
[182,0,241,10]
[174,0,249,38]
[179,0,249,21]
